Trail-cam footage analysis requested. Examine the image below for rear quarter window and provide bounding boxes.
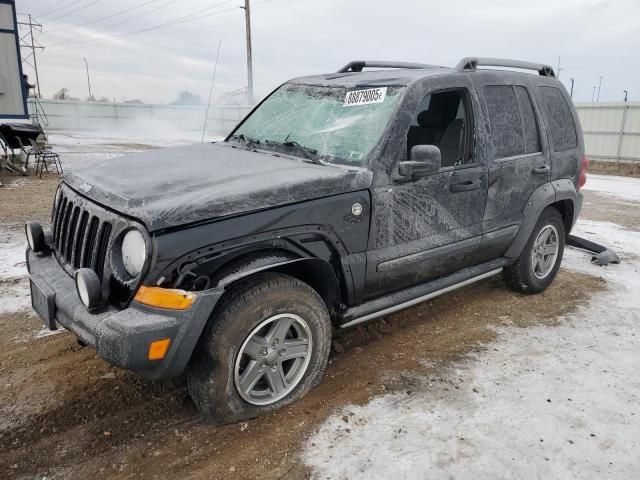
[538,86,578,151]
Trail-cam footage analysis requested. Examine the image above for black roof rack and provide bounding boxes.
[337,61,438,73]
[455,57,556,77]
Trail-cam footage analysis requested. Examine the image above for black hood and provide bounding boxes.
[64,142,373,232]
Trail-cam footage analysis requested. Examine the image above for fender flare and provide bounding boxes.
[214,255,342,313]
[505,180,577,258]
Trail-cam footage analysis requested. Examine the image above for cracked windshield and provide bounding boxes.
[231,83,405,166]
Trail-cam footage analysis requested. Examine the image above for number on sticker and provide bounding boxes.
[343,87,387,106]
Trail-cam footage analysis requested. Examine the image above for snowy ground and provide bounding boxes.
[582,174,640,204]
[304,195,640,477]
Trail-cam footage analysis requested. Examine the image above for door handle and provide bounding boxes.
[450,179,480,192]
[533,165,550,175]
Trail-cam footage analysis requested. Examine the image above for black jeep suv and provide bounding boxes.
[26,57,588,424]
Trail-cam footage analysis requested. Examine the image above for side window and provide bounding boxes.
[538,86,578,151]
[515,86,541,154]
[406,89,473,167]
[483,85,522,158]
[484,85,542,159]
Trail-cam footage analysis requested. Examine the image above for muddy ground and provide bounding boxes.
[0,169,632,480]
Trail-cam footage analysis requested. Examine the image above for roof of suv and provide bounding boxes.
[288,57,557,88]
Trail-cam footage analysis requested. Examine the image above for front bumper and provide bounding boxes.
[27,248,223,380]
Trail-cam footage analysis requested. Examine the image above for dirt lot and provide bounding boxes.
[0,168,635,479]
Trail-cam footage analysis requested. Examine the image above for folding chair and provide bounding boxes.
[28,138,63,178]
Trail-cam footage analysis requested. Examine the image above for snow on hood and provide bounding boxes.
[63,142,373,231]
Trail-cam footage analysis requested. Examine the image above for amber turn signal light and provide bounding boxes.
[148,338,171,361]
[134,286,195,310]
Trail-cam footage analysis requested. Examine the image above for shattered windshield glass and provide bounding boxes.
[231,83,405,166]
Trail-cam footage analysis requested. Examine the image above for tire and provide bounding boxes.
[503,207,565,294]
[187,272,331,424]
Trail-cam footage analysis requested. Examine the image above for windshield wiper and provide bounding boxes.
[230,133,260,150]
[264,139,324,165]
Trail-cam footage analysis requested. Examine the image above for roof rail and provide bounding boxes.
[455,57,556,77]
[337,61,437,73]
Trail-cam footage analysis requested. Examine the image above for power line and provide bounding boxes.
[45,0,183,47]
[47,0,159,33]
[51,0,238,50]
[45,0,103,24]
[36,0,85,19]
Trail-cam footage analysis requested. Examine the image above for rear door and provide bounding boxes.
[472,73,551,259]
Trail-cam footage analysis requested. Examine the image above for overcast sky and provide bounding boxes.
[18,0,640,104]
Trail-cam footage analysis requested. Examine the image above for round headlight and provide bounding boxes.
[121,229,147,277]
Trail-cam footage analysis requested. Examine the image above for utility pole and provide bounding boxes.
[83,57,94,101]
[569,78,574,98]
[18,14,44,98]
[241,0,254,105]
[597,76,603,102]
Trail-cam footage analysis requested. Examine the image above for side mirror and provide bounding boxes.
[398,145,441,178]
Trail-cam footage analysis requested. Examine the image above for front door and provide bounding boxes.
[364,83,488,300]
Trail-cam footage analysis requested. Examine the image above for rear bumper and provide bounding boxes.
[27,248,223,380]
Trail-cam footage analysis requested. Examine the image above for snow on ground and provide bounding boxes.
[304,203,640,477]
[0,226,30,315]
[582,174,640,203]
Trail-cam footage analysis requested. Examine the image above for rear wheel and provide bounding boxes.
[187,272,331,424]
[503,207,565,294]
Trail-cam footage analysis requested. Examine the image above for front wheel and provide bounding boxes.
[187,272,331,424]
[503,207,565,294]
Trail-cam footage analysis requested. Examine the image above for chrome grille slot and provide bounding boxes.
[82,216,99,268]
[65,206,80,262]
[95,222,112,280]
[73,211,89,268]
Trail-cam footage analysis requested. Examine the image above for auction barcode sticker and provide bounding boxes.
[343,87,387,106]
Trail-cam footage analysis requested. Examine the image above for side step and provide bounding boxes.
[567,235,620,266]
[338,258,512,328]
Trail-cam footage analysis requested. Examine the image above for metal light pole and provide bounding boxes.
[83,57,94,101]
[241,0,254,105]
[623,90,628,102]
[592,86,596,102]
[597,76,603,102]
[569,78,574,98]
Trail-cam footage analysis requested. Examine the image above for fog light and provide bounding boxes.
[75,268,102,309]
[25,221,45,252]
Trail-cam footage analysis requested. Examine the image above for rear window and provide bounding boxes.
[484,85,542,159]
[538,86,578,151]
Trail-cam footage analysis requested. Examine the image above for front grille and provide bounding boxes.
[52,186,114,280]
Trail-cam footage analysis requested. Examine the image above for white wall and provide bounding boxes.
[25,99,640,164]
[575,102,640,163]
[27,99,252,136]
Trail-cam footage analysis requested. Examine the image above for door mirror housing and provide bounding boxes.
[398,145,441,178]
